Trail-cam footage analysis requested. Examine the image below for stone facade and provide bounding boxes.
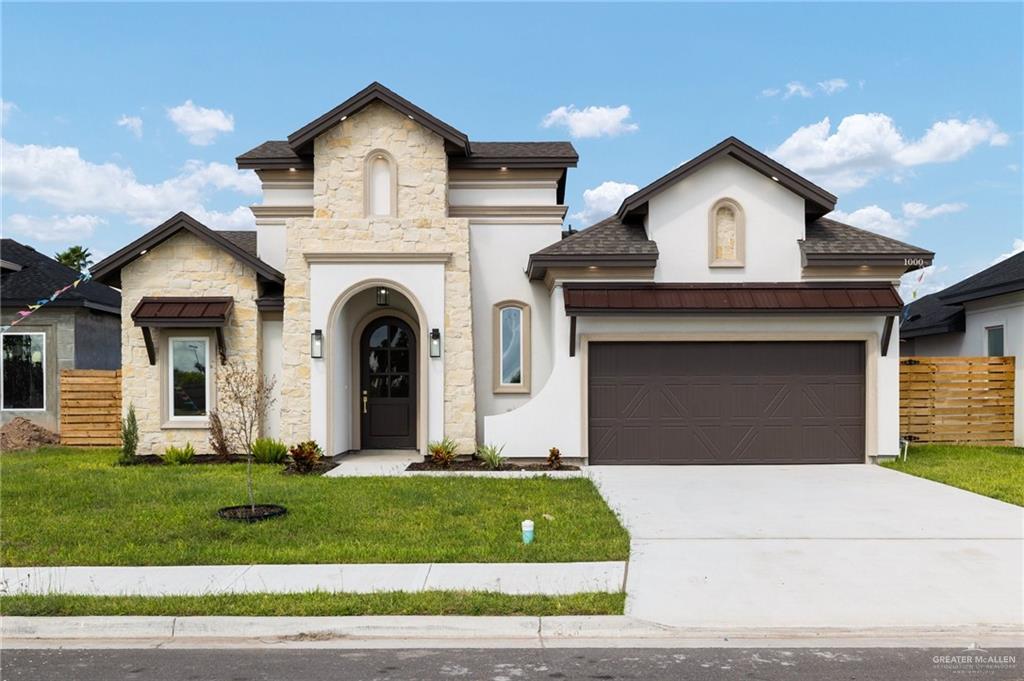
[279,102,476,452]
[120,232,259,454]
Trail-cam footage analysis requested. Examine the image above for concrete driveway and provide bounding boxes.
[588,464,1024,629]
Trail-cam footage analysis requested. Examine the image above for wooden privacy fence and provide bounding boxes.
[60,369,122,447]
[900,356,1015,445]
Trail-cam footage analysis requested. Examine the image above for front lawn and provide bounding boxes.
[0,448,629,566]
[0,591,625,617]
[882,444,1024,506]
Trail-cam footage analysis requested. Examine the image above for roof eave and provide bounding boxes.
[526,254,659,280]
[938,280,1024,305]
[235,155,313,171]
[802,251,935,272]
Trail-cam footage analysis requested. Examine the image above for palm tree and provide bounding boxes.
[54,246,93,272]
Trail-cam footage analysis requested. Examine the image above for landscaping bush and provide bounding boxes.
[547,446,562,470]
[208,412,231,460]
[289,440,323,472]
[428,437,458,467]
[252,438,289,464]
[117,405,139,466]
[164,443,196,465]
[476,443,506,470]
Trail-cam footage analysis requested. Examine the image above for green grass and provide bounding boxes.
[0,591,625,617]
[882,444,1024,506]
[0,447,629,566]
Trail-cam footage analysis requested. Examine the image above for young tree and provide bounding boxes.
[218,360,277,510]
[54,246,94,272]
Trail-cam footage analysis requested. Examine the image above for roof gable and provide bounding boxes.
[617,137,837,223]
[286,82,470,156]
[91,212,283,288]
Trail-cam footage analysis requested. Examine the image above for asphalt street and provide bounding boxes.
[2,647,1022,681]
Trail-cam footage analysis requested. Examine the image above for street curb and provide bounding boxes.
[4,616,1022,649]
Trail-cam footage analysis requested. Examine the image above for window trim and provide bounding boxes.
[1,331,47,412]
[492,301,531,394]
[708,197,746,268]
[363,148,398,218]
[165,334,213,427]
[985,324,1005,357]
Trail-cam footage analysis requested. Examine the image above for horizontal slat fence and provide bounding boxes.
[60,369,122,447]
[900,356,1015,445]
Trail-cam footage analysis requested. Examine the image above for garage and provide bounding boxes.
[588,341,866,465]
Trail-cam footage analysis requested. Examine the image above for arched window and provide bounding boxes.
[364,150,397,217]
[493,301,531,394]
[708,198,745,267]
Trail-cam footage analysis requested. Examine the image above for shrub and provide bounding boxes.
[289,440,323,472]
[117,405,139,466]
[252,437,289,464]
[547,446,562,470]
[476,443,506,470]
[164,442,196,465]
[428,437,458,467]
[208,411,231,460]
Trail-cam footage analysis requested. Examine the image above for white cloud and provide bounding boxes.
[1,99,16,127]
[187,205,256,229]
[817,78,848,95]
[541,105,638,139]
[784,81,813,99]
[901,201,966,220]
[167,100,234,145]
[900,264,949,302]
[116,115,143,139]
[760,88,781,98]
[570,180,639,226]
[991,238,1024,265]
[0,138,260,227]
[772,113,1009,191]
[5,213,106,242]
[832,201,966,238]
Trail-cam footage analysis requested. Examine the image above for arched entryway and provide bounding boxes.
[359,315,417,449]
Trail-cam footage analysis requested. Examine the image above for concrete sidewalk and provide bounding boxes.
[4,616,1022,650]
[0,561,625,597]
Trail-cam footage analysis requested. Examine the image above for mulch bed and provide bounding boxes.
[282,459,339,475]
[125,454,250,466]
[406,458,579,472]
[217,504,287,522]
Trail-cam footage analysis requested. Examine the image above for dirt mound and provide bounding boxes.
[1,417,60,451]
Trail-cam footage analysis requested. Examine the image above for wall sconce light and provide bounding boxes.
[430,328,442,358]
[310,329,323,359]
[376,287,390,307]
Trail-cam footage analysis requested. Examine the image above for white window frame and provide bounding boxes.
[985,324,1005,357]
[493,301,531,394]
[167,335,211,424]
[1,331,47,412]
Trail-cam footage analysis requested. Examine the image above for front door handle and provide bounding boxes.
[362,390,368,414]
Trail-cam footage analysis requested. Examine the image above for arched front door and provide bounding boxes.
[360,316,417,449]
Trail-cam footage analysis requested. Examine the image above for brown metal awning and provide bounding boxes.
[131,296,234,365]
[563,283,902,315]
[563,283,902,357]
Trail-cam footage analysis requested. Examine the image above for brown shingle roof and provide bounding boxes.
[526,216,658,280]
[803,217,934,257]
[466,142,578,160]
[563,282,903,314]
[219,230,257,258]
[236,140,308,169]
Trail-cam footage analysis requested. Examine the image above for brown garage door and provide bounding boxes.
[588,341,865,465]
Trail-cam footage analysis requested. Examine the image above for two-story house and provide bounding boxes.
[92,82,933,463]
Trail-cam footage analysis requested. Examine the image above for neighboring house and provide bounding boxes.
[92,82,933,464]
[1,239,122,433]
[901,251,1023,445]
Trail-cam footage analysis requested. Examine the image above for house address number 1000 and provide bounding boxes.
[904,258,928,267]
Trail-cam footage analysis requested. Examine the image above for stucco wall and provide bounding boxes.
[485,285,900,459]
[647,156,806,282]
[120,231,260,454]
[278,102,475,453]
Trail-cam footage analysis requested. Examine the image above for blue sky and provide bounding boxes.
[2,2,1021,298]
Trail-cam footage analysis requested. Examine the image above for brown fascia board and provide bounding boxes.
[236,155,313,171]
[526,254,658,280]
[448,155,579,170]
[286,82,471,155]
[802,251,935,271]
[617,137,837,223]
[91,212,285,288]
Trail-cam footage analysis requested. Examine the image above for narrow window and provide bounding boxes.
[169,337,210,419]
[709,198,745,267]
[987,326,1004,357]
[365,150,396,217]
[493,302,531,393]
[1,332,45,410]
